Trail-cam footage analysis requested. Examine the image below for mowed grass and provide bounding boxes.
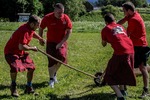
[0,21,150,100]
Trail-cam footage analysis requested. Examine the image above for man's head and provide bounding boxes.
[54,3,64,19]
[122,2,135,16]
[28,15,41,31]
[104,13,115,24]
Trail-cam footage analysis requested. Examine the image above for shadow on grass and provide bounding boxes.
[45,92,116,100]
[0,81,48,99]
[0,81,48,90]
[0,94,12,100]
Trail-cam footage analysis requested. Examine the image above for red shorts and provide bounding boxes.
[5,53,35,73]
[46,42,67,67]
[104,54,136,86]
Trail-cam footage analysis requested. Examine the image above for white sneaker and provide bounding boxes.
[54,76,58,83]
[49,79,54,88]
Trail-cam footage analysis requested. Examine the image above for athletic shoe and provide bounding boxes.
[54,76,58,83]
[110,90,127,97]
[120,90,127,96]
[49,79,54,88]
[117,97,126,100]
[24,85,35,94]
[10,84,19,97]
[139,87,149,99]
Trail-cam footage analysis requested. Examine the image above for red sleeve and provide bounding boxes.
[65,15,72,29]
[40,16,48,29]
[101,28,107,42]
[127,19,136,35]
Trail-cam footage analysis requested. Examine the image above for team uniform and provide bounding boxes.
[40,12,72,67]
[101,22,136,86]
[122,11,150,68]
[4,23,36,72]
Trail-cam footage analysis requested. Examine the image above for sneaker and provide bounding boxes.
[49,79,54,88]
[117,97,126,100]
[120,90,127,96]
[139,87,149,99]
[110,90,127,97]
[10,84,19,97]
[54,76,58,83]
[24,85,35,94]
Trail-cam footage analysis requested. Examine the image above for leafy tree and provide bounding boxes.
[97,0,147,7]
[16,0,43,16]
[42,0,86,21]
[0,0,43,21]
[0,0,17,21]
[101,5,119,17]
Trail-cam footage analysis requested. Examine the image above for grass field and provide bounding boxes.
[0,21,150,100]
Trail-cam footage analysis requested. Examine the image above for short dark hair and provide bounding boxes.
[104,13,115,23]
[54,3,64,9]
[122,1,135,12]
[28,15,40,24]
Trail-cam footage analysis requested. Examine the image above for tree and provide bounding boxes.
[16,0,43,16]
[42,0,86,21]
[0,0,43,21]
[101,5,119,17]
[97,0,147,7]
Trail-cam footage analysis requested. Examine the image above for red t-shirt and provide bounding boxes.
[40,12,72,43]
[4,23,35,55]
[101,22,134,55]
[123,11,148,46]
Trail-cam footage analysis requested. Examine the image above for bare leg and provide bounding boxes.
[134,65,150,76]
[139,64,149,89]
[27,69,34,82]
[10,72,17,82]
[48,63,61,79]
[119,85,125,90]
[111,85,123,97]
[48,65,57,79]
[10,72,19,97]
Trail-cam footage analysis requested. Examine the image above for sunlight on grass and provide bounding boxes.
[0,22,150,100]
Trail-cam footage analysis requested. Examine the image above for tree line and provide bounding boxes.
[0,0,148,22]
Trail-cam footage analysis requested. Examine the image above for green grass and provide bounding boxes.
[0,21,150,100]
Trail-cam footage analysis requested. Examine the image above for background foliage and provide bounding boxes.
[97,0,148,7]
[0,0,149,21]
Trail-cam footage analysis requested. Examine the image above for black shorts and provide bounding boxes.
[134,46,150,68]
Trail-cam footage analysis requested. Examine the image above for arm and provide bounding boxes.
[56,29,72,49]
[33,32,46,46]
[117,18,127,25]
[39,27,44,38]
[101,40,107,47]
[38,28,45,45]
[18,44,37,51]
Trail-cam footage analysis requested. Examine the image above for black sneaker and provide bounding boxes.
[10,84,19,97]
[139,87,149,99]
[24,85,35,94]
[117,97,126,100]
[120,90,127,96]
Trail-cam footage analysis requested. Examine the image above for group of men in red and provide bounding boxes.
[3,1,150,100]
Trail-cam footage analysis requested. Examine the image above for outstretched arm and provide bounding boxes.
[38,28,45,46]
[18,44,38,51]
[33,32,45,46]
[117,18,127,25]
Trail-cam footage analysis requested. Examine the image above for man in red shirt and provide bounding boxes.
[39,3,72,88]
[118,1,150,98]
[4,15,45,97]
[101,13,136,100]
